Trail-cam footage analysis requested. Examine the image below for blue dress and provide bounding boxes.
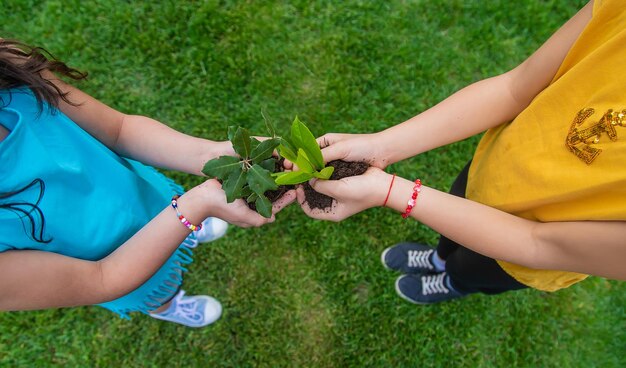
[0,88,196,318]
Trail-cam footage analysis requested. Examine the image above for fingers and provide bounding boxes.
[316,133,346,149]
[228,190,296,227]
[302,206,342,222]
[296,184,307,207]
[247,214,272,227]
[282,159,294,170]
[308,178,338,198]
[320,145,341,164]
[224,199,271,228]
[272,190,297,214]
[296,186,322,218]
[317,133,346,163]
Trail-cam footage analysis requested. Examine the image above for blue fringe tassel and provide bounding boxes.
[97,169,195,319]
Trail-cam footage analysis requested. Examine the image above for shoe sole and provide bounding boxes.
[150,296,223,328]
[202,296,223,326]
[394,275,466,305]
[196,218,229,244]
[380,247,394,271]
[394,275,428,305]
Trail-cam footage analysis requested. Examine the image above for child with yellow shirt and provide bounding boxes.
[301,0,626,303]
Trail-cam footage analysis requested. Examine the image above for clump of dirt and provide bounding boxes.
[303,160,369,210]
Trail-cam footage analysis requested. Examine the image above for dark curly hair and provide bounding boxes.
[1,39,88,243]
[0,39,87,110]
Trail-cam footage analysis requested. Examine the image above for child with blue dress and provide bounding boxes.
[0,40,294,327]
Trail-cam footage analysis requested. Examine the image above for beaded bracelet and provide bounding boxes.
[171,195,203,231]
[401,179,422,219]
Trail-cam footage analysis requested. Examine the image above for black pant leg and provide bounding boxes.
[446,246,527,294]
[435,160,527,294]
[436,161,472,259]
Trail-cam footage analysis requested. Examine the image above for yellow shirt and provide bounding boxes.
[466,0,626,291]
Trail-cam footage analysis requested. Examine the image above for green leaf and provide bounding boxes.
[281,136,298,154]
[295,149,314,173]
[255,195,273,218]
[222,169,247,203]
[274,171,315,185]
[248,164,278,195]
[278,143,298,162]
[241,186,252,198]
[261,109,275,137]
[255,196,273,218]
[312,166,334,179]
[232,127,252,158]
[227,126,237,141]
[260,158,276,172]
[290,117,324,170]
[247,192,258,203]
[251,138,280,163]
[202,156,242,180]
[249,137,260,154]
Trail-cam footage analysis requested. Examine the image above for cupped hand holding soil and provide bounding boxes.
[302,160,370,210]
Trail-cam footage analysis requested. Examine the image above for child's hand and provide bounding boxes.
[191,179,296,228]
[212,140,237,157]
[297,167,390,221]
[318,133,390,169]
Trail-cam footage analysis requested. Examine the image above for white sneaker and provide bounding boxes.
[186,217,228,248]
[150,290,222,328]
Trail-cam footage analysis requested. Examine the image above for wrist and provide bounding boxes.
[177,183,221,221]
[385,177,418,213]
[373,130,398,166]
[370,170,394,208]
[198,140,236,175]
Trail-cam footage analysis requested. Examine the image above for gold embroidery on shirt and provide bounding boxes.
[566,108,625,164]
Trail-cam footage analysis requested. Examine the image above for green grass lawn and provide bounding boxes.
[2,0,624,367]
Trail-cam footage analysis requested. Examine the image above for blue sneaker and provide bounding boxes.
[395,272,466,304]
[186,217,229,248]
[150,290,222,327]
[381,243,437,274]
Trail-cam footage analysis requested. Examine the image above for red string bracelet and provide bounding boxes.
[383,173,396,207]
[402,179,422,219]
[171,195,203,231]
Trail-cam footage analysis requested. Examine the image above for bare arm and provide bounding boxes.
[381,1,593,161]
[302,169,626,281]
[0,179,293,311]
[384,176,626,280]
[0,187,208,311]
[42,72,233,176]
[320,1,594,167]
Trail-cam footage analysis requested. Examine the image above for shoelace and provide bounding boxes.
[169,291,202,322]
[421,273,449,295]
[408,249,434,270]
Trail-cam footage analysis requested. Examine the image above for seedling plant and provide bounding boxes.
[202,116,334,218]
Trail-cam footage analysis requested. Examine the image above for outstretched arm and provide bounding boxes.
[0,180,295,311]
[319,1,593,167]
[43,71,233,176]
[300,169,626,281]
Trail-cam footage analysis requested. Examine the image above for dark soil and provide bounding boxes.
[303,160,369,210]
[248,158,294,210]
[248,185,293,211]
